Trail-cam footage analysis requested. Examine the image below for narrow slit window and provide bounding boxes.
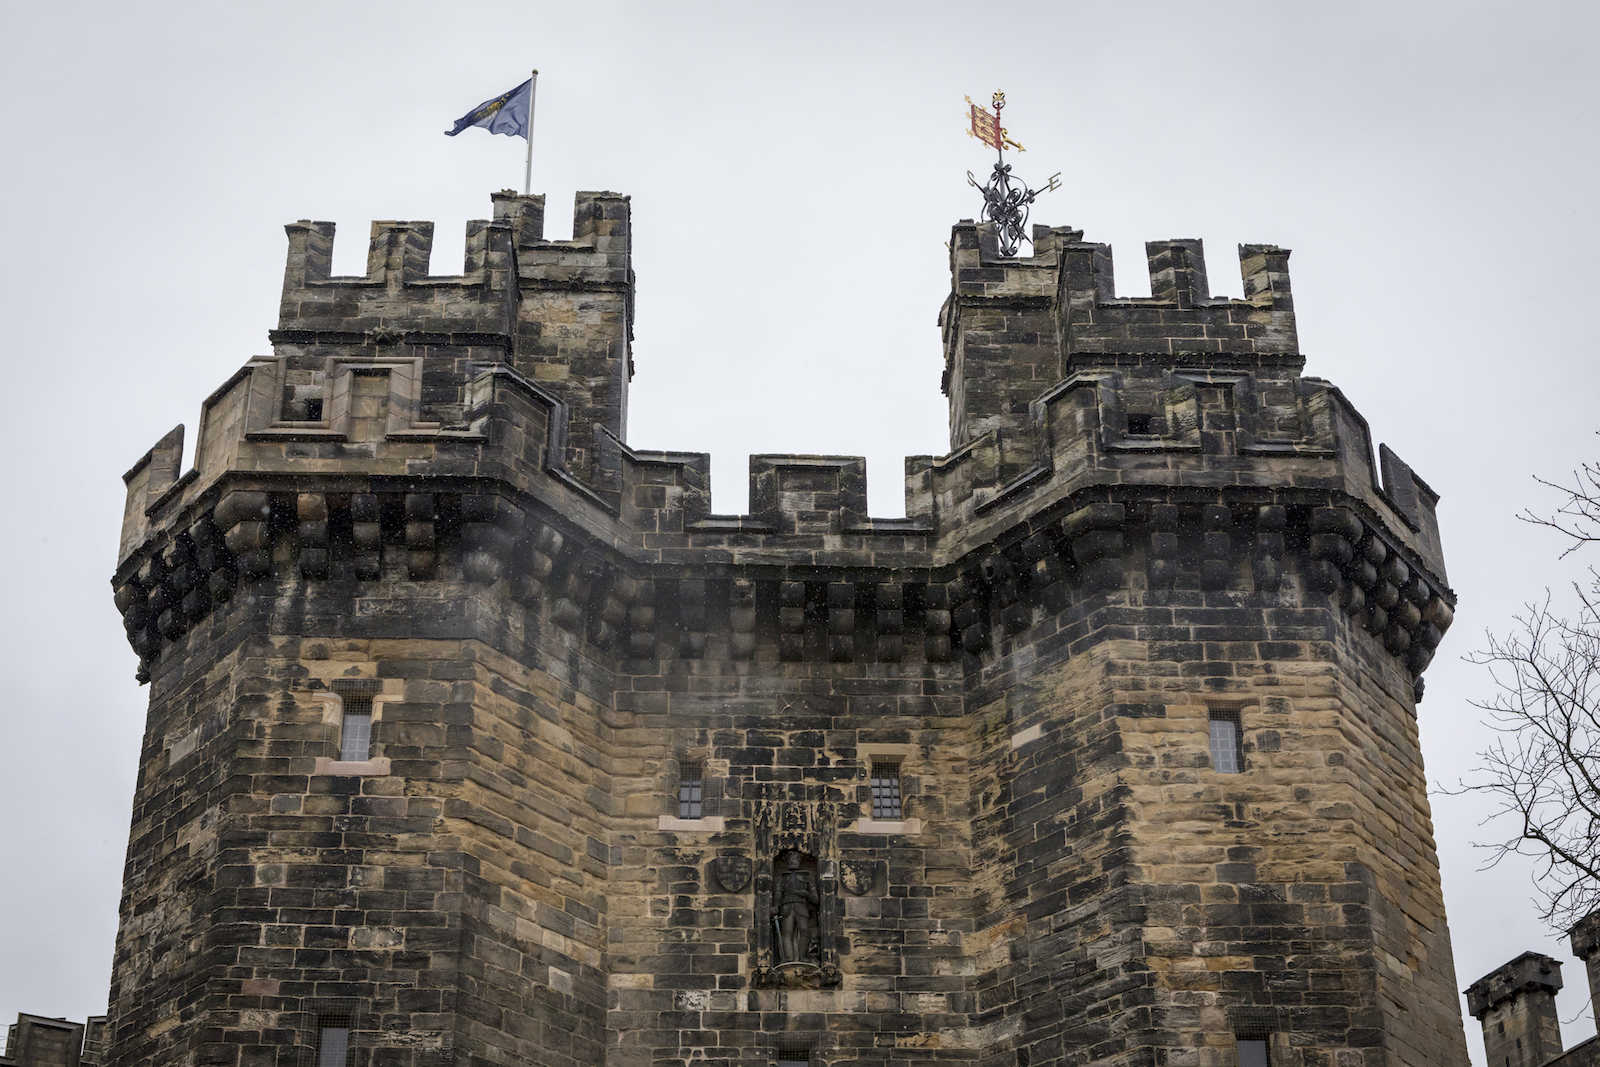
[1237,1039,1268,1067]
[678,759,704,819]
[871,759,903,820]
[1208,710,1243,774]
[338,692,374,762]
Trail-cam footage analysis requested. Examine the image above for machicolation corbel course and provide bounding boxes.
[101,190,1468,1067]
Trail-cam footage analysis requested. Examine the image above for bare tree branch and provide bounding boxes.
[1520,462,1600,557]
[1448,466,1600,928]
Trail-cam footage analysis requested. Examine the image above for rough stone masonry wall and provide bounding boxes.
[105,190,1470,1067]
[104,562,620,1067]
[962,575,1461,1067]
[603,655,970,1067]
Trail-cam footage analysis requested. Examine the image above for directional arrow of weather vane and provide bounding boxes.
[964,91,1062,258]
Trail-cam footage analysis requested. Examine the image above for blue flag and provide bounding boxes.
[445,80,531,139]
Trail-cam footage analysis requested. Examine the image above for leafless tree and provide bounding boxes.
[1459,464,1600,929]
[1520,462,1600,557]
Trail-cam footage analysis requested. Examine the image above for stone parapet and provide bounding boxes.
[1468,952,1565,1019]
[115,200,1451,698]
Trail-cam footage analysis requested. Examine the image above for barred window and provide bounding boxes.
[316,1002,357,1067]
[870,759,903,819]
[1232,1004,1275,1067]
[338,692,373,762]
[331,680,381,763]
[1208,709,1243,774]
[776,1040,811,1067]
[678,759,704,819]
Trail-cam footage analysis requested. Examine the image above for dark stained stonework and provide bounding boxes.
[105,192,1468,1066]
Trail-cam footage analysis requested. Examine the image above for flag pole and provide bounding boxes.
[523,70,538,196]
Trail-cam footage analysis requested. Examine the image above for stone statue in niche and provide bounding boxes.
[774,851,820,967]
[751,797,839,988]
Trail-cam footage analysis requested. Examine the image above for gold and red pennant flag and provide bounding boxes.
[966,95,1002,150]
[965,93,1025,152]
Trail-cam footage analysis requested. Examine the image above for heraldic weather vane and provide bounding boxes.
[965,91,1061,258]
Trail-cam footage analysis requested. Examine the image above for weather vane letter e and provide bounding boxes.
[963,91,1061,257]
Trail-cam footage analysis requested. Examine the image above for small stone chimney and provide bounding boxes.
[1467,952,1565,1067]
[2,1013,90,1066]
[1568,910,1600,1026]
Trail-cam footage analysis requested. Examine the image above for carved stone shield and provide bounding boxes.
[839,860,879,896]
[710,855,752,894]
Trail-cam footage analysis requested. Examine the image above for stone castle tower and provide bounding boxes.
[108,190,1467,1067]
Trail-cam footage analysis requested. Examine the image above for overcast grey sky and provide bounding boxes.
[3,3,1597,1063]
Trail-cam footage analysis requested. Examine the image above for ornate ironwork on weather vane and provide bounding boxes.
[965,92,1061,257]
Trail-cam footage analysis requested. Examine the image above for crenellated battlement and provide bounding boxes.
[942,223,1300,486]
[1057,237,1296,356]
[267,191,634,499]
[113,194,1450,696]
[279,190,631,321]
[943,223,1295,346]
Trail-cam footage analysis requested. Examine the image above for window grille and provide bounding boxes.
[317,1026,351,1067]
[1208,709,1243,774]
[338,692,373,762]
[315,1001,359,1067]
[1231,1003,1277,1067]
[775,1040,811,1067]
[678,759,704,819]
[870,759,903,819]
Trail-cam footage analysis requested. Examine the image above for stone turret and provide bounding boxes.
[1468,953,1566,1067]
[275,189,631,493]
[1569,911,1600,1031]
[103,195,1466,1067]
[941,225,1297,488]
